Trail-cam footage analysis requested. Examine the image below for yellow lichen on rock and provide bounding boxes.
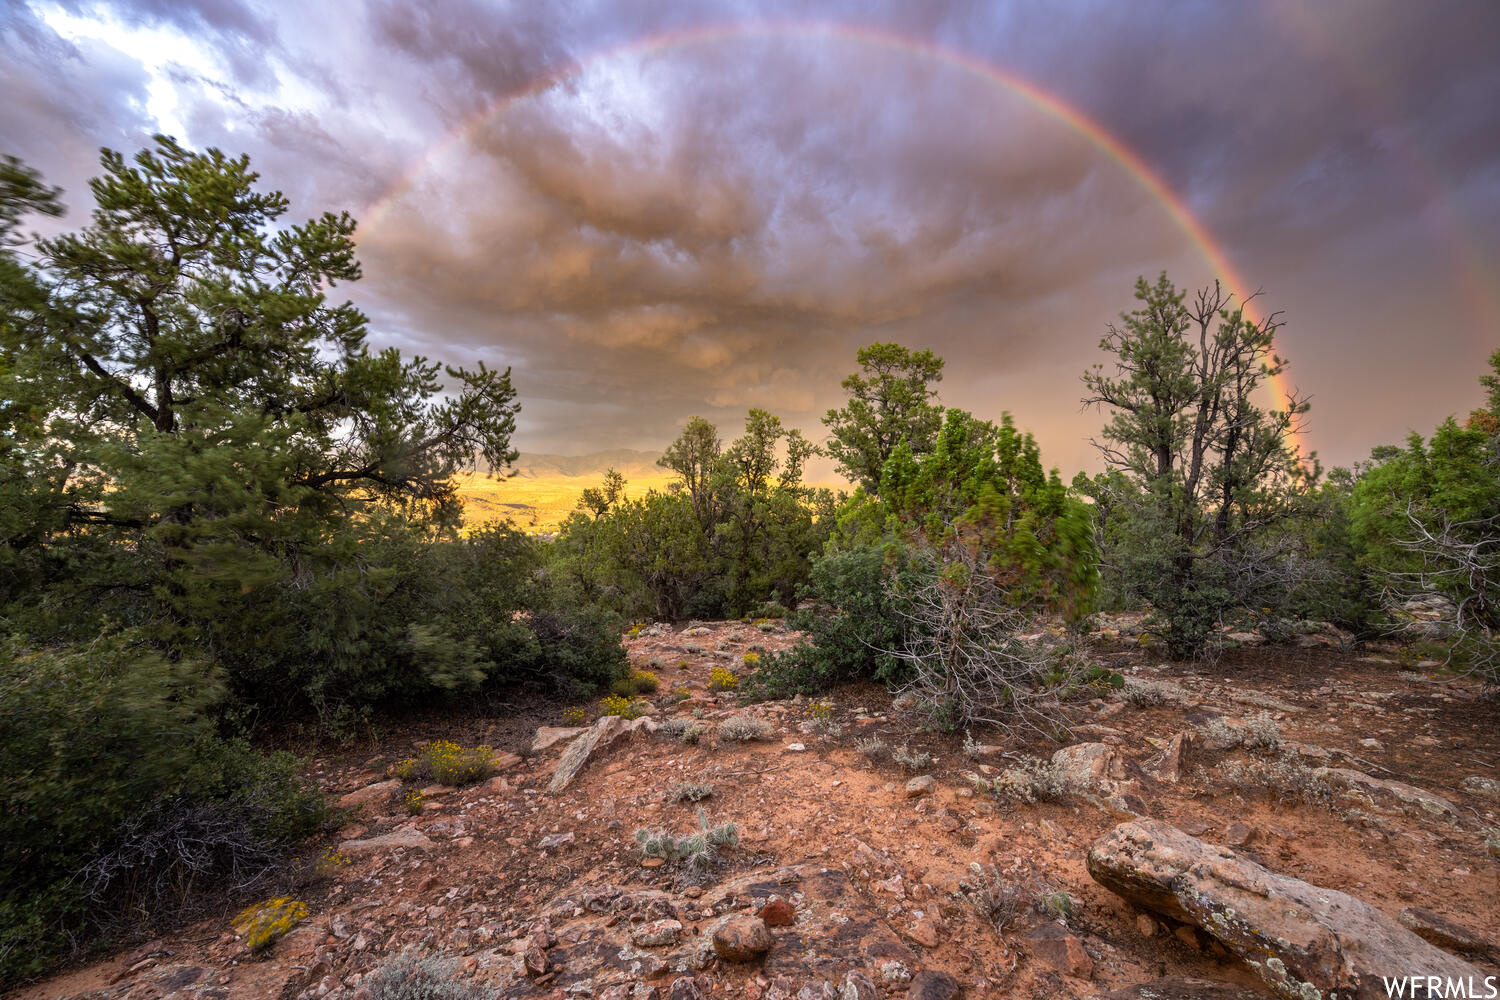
[232,896,308,952]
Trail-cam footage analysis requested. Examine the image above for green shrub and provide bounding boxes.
[0,633,326,986]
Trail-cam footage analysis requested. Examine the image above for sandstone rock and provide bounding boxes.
[1150,732,1192,783]
[904,775,935,798]
[841,970,878,1000]
[523,945,549,977]
[712,915,773,961]
[550,715,657,793]
[905,970,960,1000]
[339,829,435,855]
[1398,907,1494,957]
[670,977,704,1000]
[539,831,575,849]
[1095,978,1274,1000]
[904,914,944,949]
[532,726,588,752]
[1051,742,1150,817]
[1313,766,1460,823]
[336,779,402,811]
[1461,774,1500,800]
[1025,922,1092,979]
[758,898,797,927]
[1222,822,1255,847]
[632,919,684,948]
[490,750,523,771]
[1087,818,1483,1000]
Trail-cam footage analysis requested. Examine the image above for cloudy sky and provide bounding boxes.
[4,0,1498,477]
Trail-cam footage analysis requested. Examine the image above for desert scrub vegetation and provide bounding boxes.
[668,781,716,803]
[670,684,691,702]
[598,693,649,719]
[856,736,892,762]
[892,744,934,771]
[1198,711,1282,752]
[368,947,487,1000]
[611,666,661,697]
[561,705,588,726]
[1118,677,1183,707]
[1213,754,1336,809]
[658,718,710,744]
[233,897,308,952]
[635,808,740,873]
[394,741,495,786]
[717,714,772,742]
[972,756,1073,805]
[708,666,740,692]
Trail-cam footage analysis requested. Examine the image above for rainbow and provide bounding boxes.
[362,21,1301,424]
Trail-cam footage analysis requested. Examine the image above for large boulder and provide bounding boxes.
[549,714,656,793]
[1086,819,1483,1000]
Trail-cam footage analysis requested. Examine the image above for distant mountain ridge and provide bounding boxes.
[509,449,666,481]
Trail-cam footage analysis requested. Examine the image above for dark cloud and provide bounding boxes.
[3,0,1499,471]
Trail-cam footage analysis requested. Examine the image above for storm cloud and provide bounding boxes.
[4,0,1498,476]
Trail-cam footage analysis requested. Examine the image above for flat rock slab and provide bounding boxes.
[335,778,402,811]
[1313,766,1461,824]
[1095,978,1273,1000]
[531,726,588,753]
[549,715,656,793]
[1087,818,1483,1000]
[62,965,229,1000]
[339,829,436,855]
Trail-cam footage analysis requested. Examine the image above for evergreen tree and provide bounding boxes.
[823,342,945,491]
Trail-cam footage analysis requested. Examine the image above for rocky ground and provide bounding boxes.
[24,616,1500,1000]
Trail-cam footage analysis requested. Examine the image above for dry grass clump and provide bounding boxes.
[1198,711,1281,752]
[973,756,1072,805]
[1214,753,1336,808]
[1119,678,1183,708]
[658,717,711,744]
[892,744,933,771]
[717,714,771,742]
[368,948,486,1000]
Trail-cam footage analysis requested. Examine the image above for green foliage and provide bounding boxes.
[1079,274,1310,658]
[0,634,326,984]
[549,410,834,620]
[1347,359,1500,678]
[753,406,1096,713]
[823,342,946,492]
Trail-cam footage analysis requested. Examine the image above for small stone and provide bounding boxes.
[757,899,796,927]
[1026,923,1093,979]
[523,946,549,978]
[631,919,684,948]
[670,976,704,1000]
[905,914,945,949]
[906,970,961,1000]
[1461,775,1500,800]
[1135,914,1157,937]
[785,743,806,752]
[641,857,665,868]
[712,916,773,962]
[538,831,575,849]
[905,776,935,799]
